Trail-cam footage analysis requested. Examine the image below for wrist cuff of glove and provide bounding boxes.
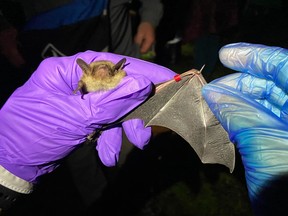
[0,165,33,194]
[0,165,33,210]
[0,165,33,211]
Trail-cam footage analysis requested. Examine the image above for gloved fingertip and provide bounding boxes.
[219,42,251,70]
[122,119,152,149]
[96,128,122,167]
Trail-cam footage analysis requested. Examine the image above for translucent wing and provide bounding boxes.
[123,70,235,172]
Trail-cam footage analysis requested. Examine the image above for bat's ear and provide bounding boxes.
[76,58,91,73]
[113,58,126,71]
[73,80,88,99]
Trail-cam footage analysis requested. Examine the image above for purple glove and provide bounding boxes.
[0,51,176,183]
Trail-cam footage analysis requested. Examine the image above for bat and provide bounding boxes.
[120,68,236,172]
[84,63,235,172]
[73,58,127,98]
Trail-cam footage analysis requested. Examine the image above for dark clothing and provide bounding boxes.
[0,0,163,213]
[18,0,162,63]
[110,0,162,57]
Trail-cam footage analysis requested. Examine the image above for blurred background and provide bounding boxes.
[1,0,287,215]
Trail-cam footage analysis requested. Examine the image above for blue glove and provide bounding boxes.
[202,43,288,214]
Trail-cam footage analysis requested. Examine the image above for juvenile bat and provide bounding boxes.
[73,58,127,97]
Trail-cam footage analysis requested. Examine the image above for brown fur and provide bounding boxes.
[73,58,127,97]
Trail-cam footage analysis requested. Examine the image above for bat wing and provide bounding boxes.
[122,70,235,172]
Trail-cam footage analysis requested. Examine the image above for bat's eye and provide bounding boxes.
[109,68,116,76]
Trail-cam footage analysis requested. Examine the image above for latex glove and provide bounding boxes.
[202,43,288,214]
[0,51,176,183]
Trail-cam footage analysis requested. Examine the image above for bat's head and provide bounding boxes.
[74,58,127,96]
[76,58,126,78]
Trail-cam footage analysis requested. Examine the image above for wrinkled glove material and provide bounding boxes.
[0,51,176,182]
[202,43,288,204]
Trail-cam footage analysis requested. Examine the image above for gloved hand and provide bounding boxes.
[202,43,288,214]
[0,51,176,183]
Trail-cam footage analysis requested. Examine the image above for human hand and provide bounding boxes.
[202,43,288,214]
[0,51,176,182]
[134,22,155,54]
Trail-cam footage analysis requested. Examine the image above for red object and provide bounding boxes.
[174,74,181,82]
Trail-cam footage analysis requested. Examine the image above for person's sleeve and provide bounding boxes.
[139,0,163,27]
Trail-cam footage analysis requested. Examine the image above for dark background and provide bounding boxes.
[1,0,288,215]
